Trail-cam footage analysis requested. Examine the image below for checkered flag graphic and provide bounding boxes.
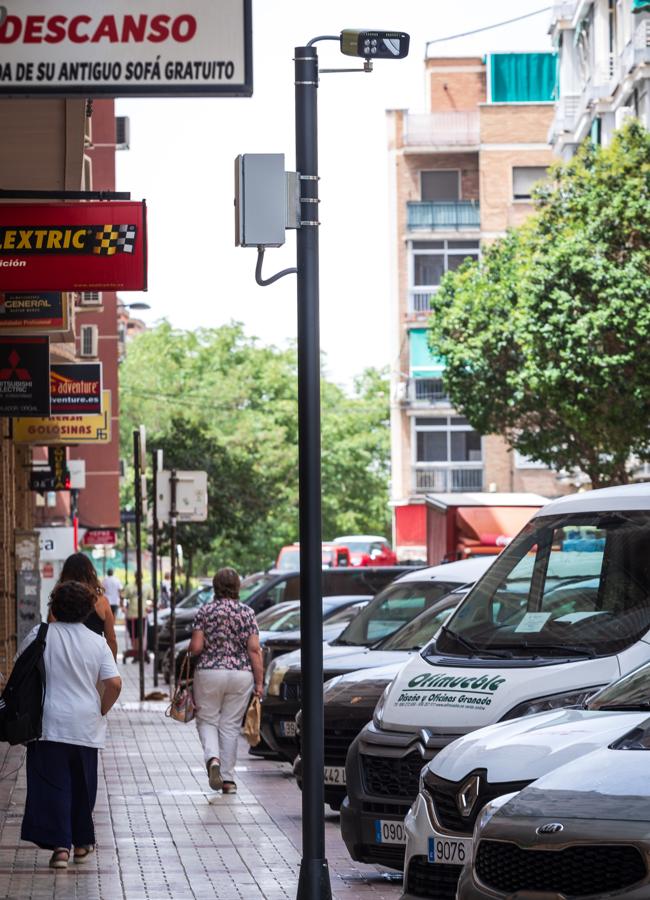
[92,224,137,256]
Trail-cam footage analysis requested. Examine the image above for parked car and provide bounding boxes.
[402,658,650,899]
[149,580,212,657]
[275,542,352,571]
[163,595,371,685]
[262,558,494,762]
[334,534,398,567]
[341,482,650,873]
[293,590,464,811]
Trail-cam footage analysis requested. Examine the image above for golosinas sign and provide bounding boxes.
[0,0,252,97]
[0,202,147,292]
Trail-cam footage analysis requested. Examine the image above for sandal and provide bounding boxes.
[49,848,70,869]
[222,781,237,794]
[208,759,223,791]
[73,845,95,863]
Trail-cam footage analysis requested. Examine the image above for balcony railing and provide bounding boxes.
[414,466,483,493]
[409,289,436,315]
[407,201,480,231]
[403,112,480,147]
[407,378,449,405]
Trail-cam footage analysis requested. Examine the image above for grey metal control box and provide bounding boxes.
[235,153,287,248]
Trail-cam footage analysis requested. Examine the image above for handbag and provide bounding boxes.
[165,653,196,723]
[243,695,262,746]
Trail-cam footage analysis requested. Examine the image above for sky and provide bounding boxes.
[116,1,554,387]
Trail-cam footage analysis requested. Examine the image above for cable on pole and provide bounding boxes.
[425,7,552,51]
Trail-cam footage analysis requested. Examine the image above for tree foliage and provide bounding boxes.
[120,322,390,574]
[428,122,650,487]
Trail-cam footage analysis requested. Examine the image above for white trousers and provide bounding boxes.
[193,668,253,782]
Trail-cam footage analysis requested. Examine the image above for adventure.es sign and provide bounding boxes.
[0,1,252,97]
[0,202,147,292]
[50,363,102,415]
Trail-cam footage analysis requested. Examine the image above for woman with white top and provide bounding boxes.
[19,580,122,870]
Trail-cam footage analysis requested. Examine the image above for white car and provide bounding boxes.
[401,658,650,899]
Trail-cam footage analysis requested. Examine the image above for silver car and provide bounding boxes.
[458,719,650,899]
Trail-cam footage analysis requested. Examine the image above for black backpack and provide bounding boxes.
[0,623,48,745]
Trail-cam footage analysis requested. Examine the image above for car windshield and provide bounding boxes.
[323,601,367,626]
[378,602,459,652]
[333,580,460,647]
[240,572,275,601]
[342,541,373,553]
[256,603,300,629]
[178,586,212,609]
[589,662,650,711]
[436,511,650,659]
[277,549,300,571]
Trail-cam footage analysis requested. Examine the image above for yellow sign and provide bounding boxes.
[14,390,111,445]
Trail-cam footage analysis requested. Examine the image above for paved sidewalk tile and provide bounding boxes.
[0,636,404,900]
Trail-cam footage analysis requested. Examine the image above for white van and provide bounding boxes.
[341,483,650,871]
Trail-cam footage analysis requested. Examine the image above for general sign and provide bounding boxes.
[0,202,147,292]
[0,1,252,98]
[0,335,50,416]
[14,389,112,444]
[0,291,69,331]
[50,363,102,415]
[82,529,117,547]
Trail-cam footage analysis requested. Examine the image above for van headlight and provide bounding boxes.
[373,684,391,729]
[501,687,602,721]
[266,662,289,697]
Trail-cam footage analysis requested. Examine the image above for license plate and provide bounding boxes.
[324,766,346,786]
[374,819,407,845]
[428,833,471,865]
[279,719,297,737]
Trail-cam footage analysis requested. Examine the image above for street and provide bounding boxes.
[0,631,402,900]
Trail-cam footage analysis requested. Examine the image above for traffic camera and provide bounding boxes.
[340,29,410,60]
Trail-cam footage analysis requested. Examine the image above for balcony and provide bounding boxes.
[414,466,484,494]
[551,1,578,24]
[551,93,580,136]
[409,289,436,315]
[403,112,480,148]
[406,378,449,406]
[407,201,480,231]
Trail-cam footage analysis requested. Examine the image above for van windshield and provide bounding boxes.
[333,581,458,647]
[436,511,650,659]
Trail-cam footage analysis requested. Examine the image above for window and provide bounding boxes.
[415,416,482,464]
[411,240,479,289]
[512,166,549,200]
[421,170,460,201]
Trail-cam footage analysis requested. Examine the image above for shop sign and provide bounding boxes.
[0,291,69,331]
[0,1,252,98]
[0,335,50,416]
[14,389,112,444]
[0,202,147,292]
[50,363,102,415]
[83,529,117,547]
[37,526,76,561]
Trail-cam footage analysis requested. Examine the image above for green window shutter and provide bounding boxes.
[633,0,650,11]
[489,53,557,102]
[409,329,445,378]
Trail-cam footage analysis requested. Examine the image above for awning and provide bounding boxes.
[633,0,650,11]
[409,329,445,379]
[489,53,557,103]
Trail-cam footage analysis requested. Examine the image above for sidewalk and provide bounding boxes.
[0,638,403,900]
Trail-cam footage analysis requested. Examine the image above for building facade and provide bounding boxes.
[387,53,571,561]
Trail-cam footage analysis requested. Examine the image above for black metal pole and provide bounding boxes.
[169,468,178,697]
[294,44,331,900]
[151,450,160,688]
[124,521,129,586]
[133,430,145,702]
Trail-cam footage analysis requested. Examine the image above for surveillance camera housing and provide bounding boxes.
[340,29,410,60]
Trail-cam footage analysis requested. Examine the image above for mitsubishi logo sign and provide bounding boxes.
[457,774,481,818]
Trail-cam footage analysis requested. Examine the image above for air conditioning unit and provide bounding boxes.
[615,105,635,129]
[79,291,102,307]
[79,324,99,358]
[115,116,130,150]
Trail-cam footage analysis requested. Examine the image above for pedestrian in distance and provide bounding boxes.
[101,567,123,619]
[57,553,118,660]
[189,567,263,794]
[20,580,122,869]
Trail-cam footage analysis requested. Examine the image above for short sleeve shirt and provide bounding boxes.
[193,598,259,671]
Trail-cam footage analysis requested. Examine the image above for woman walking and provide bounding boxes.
[20,580,122,869]
[57,553,118,659]
[189,567,263,794]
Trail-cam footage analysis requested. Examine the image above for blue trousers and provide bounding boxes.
[21,740,98,851]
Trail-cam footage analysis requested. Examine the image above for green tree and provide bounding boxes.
[428,122,650,488]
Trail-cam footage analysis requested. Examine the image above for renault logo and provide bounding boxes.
[537,822,564,835]
[457,775,480,818]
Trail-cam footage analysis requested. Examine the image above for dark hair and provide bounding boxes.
[50,581,95,623]
[58,552,103,596]
[212,567,240,600]
[107,568,114,576]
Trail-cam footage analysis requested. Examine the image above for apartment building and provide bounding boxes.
[387,53,570,561]
[550,0,650,154]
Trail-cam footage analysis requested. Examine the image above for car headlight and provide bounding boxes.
[323,675,343,698]
[500,686,603,721]
[266,663,289,697]
[473,792,518,856]
[372,684,391,729]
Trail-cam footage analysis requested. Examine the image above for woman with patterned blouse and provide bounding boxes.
[189,567,263,794]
